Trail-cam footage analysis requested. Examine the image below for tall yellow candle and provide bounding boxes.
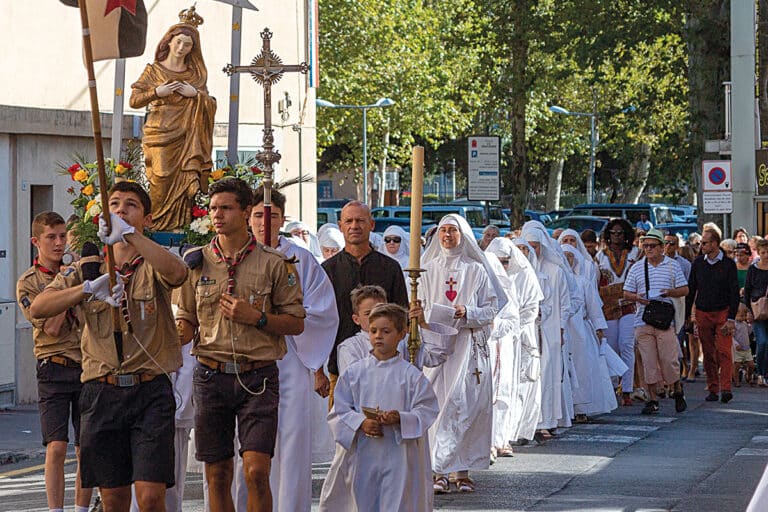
[409,146,425,269]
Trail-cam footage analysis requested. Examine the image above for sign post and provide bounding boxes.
[467,136,500,202]
[702,160,733,233]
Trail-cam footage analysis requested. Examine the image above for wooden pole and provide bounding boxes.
[406,146,425,365]
[76,0,124,364]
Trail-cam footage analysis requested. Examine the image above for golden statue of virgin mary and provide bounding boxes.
[130,6,216,231]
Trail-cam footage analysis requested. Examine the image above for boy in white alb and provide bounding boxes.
[320,304,439,511]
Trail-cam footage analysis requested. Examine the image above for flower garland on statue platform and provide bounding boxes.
[184,162,265,246]
[58,149,146,251]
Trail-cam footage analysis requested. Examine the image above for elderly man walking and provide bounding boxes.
[685,228,741,403]
[623,229,689,415]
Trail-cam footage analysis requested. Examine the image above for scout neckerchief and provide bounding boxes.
[116,255,145,333]
[36,257,77,327]
[211,235,257,295]
[607,247,629,277]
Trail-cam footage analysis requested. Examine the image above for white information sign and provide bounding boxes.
[468,136,500,201]
[702,191,733,214]
[702,160,732,191]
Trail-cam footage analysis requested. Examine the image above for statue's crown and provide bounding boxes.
[178,5,204,27]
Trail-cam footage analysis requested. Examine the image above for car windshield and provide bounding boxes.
[548,217,607,233]
[653,207,673,224]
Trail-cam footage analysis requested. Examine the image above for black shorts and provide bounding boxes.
[78,375,175,489]
[36,359,83,446]
[193,362,279,463]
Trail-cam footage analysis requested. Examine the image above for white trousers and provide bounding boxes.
[605,314,636,391]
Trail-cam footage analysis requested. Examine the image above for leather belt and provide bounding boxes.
[621,303,637,316]
[96,373,157,387]
[43,356,81,368]
[197,356,274,374]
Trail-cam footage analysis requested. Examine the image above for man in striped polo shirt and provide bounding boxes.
[623,229,689,415]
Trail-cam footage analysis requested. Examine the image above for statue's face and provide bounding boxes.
[169,34,194,59]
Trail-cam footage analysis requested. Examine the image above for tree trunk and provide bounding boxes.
[685,1,730,228]
[617,143,651,203]
[505,0,530,228]
[546,159,563,211]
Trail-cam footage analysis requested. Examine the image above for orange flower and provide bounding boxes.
[211,168,226,181]
[82,184,94,196]
[73,169,88,182]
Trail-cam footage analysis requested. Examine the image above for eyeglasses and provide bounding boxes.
[642,243,662,249]
[384,237,401,244]
[664,240,676,245]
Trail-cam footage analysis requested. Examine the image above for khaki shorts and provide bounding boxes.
[733,348,754,364]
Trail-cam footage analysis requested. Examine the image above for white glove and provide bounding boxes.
[98,213,136,245]
[83,273,125,307]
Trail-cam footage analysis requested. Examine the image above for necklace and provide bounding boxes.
[607,248,628,277]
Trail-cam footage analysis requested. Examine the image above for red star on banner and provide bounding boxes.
[104,0,137,16]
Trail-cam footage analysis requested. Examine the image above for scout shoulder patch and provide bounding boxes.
[286,262,298,287]
[197,276,216,286]
[20,296,31,309]
[61,267,76,277]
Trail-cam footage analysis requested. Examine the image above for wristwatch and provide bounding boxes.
[256,312,267,329]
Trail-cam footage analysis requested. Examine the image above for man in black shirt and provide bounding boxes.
[685,228,740,403]
[322,201,409,403]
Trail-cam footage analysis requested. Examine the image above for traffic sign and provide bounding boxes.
[702,191,733,214]
[467,136,500,201]
[702,160,732,191]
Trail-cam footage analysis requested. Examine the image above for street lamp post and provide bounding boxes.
[549,105,597,203]
[316,97,395,204]
[550,103,636,204]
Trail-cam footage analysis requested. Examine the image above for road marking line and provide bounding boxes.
[751,436,768,443]
[736,448,768,456]
[602,415,676,423]
[0,458,76,479]
[556,434,642,443]
[576,424,659,432]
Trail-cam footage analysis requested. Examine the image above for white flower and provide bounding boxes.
[87,202,102,217]
[191,217,212,235]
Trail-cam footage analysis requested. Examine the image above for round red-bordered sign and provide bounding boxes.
[708,166,727,185]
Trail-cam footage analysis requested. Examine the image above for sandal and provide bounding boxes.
[498,446,514,457]
[433,476,450,494]
[456,477,475,493]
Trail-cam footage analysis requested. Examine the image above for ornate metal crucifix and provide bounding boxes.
[224,28,308,243]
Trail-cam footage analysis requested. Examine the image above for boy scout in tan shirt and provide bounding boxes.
[16,211,93,512]
[31,182,188,512]
[175,177,305,512]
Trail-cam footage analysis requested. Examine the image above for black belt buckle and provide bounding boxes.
[223,362,240,374]
[116,374,138,387]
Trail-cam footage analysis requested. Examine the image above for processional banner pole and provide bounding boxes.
[75,0,124,363]
[406,146,425,365]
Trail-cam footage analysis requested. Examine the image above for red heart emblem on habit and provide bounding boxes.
[445,290,457,302]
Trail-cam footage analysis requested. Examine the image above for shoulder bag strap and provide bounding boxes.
[644,258,650,298]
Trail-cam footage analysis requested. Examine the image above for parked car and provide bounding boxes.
[317,207,342,230]
[449,200,510,228]
[544,215,611,236]
[371,204,491,239]
[372,216,436,235]
[547,209,572,222]
[502,209,552,226]
[668,205,697,224]
[567,203,697,237]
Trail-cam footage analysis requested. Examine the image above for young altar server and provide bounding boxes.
[319,304,440,512]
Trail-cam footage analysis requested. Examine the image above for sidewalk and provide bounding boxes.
[0,405,46,465]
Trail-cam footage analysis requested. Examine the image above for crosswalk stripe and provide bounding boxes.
[555,434,643,443]
[736,448,768,456]
[575,424,659,432]
[601,415,677,423]
[750,436,768,443]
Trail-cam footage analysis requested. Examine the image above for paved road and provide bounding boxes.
[1,384,766,511]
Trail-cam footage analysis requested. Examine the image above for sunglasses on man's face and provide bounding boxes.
[384,237,401,244]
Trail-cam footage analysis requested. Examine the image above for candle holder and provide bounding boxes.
[405,266,424,365]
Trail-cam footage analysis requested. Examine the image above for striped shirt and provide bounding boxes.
[624,256,688,327]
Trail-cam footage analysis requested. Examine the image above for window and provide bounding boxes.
[465,210,484,227]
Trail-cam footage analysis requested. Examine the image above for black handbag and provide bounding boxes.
[641,259,675,330]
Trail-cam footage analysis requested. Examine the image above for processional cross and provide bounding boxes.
[224,28,308,243]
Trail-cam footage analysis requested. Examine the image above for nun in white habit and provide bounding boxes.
[520,221,573,433]
[318,225,345,262]
[285,220,323,259]
[559,228,599,286]
[419,214,505,493]
[484,238,524,457]
[510,238,544,442]
[561,244,617,419]
[379,225,410,269]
